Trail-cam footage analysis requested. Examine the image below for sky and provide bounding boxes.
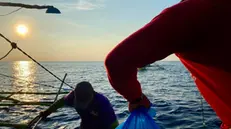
[0,0,180,61]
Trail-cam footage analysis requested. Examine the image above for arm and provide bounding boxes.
[42,90,75,118]
[42,97,65,118]
[105,1,196,103]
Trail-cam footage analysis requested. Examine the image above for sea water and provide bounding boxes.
[0,61,221,129]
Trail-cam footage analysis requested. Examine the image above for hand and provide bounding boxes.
[39,111,49,120]
[128,93,151,112]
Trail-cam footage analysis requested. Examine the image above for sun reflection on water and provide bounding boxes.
[12,61,38,101]
[18,61,31,76]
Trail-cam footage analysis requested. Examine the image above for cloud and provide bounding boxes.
[76,0,104,10]
[54,0,105,11]
[64,20,89,28]
[9,0,106,11]
[0,0,105,13]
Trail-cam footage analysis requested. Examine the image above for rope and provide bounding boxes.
[0,73,65,89]
[0,33,74,89]
[0,36,17,60]
[17,47,74,89]
[0,7,22,16]
[0,48,13,60]
[0,33,12,43]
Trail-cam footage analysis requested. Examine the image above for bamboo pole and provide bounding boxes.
[0,89,23,102]
[0,95,20,103]
[0,122,28,129]
[54,73,67,102]
[0,102,53,106]
[28,74,68,129]
[0,91,69,95]
[28,115,42,129]
[32,117,42,129]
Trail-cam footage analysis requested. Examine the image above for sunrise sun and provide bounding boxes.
[16,24,28,36]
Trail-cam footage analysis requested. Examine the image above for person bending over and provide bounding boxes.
[40,81,118,129]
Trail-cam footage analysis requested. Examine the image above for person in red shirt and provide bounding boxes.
[104,0,231,128]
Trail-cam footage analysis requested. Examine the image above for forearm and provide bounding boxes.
[105,55,142,102]
[44,97,65,116]
[105,26,159,102]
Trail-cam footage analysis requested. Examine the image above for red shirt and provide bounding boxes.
[105,0,231,126]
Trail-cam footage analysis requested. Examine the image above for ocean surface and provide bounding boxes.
[0,61,221,129]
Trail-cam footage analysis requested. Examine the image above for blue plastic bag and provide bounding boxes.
[116,106,160,129]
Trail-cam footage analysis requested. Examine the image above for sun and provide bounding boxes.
[16,24,28,36]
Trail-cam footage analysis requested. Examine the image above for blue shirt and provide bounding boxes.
[64,91,117,129]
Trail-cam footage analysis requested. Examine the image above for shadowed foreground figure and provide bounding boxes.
[105,0,231,128]
[40,81,118,129]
